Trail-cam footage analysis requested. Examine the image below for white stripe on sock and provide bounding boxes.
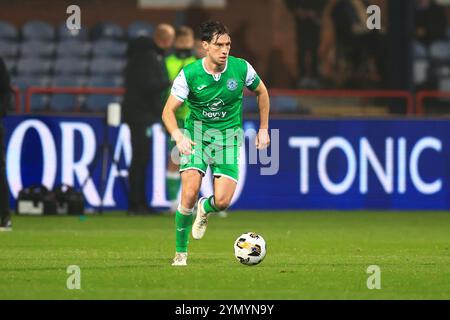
[177,204,194,215]
[167,171,181,179]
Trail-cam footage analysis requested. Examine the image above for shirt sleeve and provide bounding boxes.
[170,70,189,102]
[245,61,261,91]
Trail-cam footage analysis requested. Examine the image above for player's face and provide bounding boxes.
[203,33,231,66]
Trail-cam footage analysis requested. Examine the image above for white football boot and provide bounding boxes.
[192,197,208,240]
[171,252,188,266]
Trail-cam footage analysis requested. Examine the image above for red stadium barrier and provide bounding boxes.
[25,87,125,113]
[24,87,416,114]
[415,91,450,115]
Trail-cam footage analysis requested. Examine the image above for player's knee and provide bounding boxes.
[182,190,198,208]
[214,196,230,211]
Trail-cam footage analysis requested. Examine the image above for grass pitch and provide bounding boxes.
[0,211,449,300]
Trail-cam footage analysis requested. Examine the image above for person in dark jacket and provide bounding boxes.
[285,0,326,88]
[415,0,448,48]
[122,23,175,215]
[0,57,11,231]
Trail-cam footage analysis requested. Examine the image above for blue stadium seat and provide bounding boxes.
[12,76,50,112]
[16,58,52,76]
[89,57,125,76]
[439,77,450,91]
[414,59,429,85]
[3,58,16,74]
[0,21,18,40]
[91,21,124,40]
[413,41,427,59]
[55,40,91,57]
[53,57,88,75]
[92,39,127,58]
[271,96,299,113]
[128,21,154,39]
[429,41,450,61]
[113,75,124,87]
[57,22,88,41]
[22,20,55,41]
[84,76,121,112]
[0,41,19,58]
[49,76,84,112]
[20,41,55,58]
[429,41,450,79]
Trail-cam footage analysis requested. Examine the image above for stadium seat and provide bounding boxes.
[89,57,125,76]
[438,77,450,91]
[271,96,299,113]
[84,76,121,112]
[57,22,88,41]
[0,21,18,40]
[53,57,88,75]
[0,41,19,58]
[413,41,427,59]
[12,76,50,112]
[91,21,124,40]
[20,41,55,58]
[429,41,450,61]
[113,75,124,87]
[414,59,429,85]
[55,40,91,57]
[49,76,84,112]
[22,20,55,41]
[128,21,154,39]
[16,58,52,76]
[3,58,16,75]
[429,41,450,79]
[92,39,127,58]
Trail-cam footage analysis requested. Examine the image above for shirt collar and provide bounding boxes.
[202,57,228,78]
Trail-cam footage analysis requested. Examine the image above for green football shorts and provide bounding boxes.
[179,141,240,183]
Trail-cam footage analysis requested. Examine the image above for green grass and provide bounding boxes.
[0,211,449,300]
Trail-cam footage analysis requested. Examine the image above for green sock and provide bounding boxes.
[203,196,220,214]
[175,210,193,253]
[167,173,181,201]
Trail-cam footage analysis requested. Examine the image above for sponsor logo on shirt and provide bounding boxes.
[204,98,227,119]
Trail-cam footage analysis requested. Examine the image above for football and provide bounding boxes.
[234,232,266,266]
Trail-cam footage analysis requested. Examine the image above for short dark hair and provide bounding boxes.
[199,21,230,43]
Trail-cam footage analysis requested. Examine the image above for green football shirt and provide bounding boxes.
[170,56,261,145]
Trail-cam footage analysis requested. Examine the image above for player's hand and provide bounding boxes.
[255,128,270,150]
[176,135,196,155]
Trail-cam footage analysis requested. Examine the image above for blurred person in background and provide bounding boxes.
[415,0,448,48]
[194,38,207,59]
[285,0,326,88]
[122,23,175,215]
[0,57,11,231]
[319,0,387,88]
[165,26,197,213]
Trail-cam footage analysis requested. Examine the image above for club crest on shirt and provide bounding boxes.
[226,78,238,91]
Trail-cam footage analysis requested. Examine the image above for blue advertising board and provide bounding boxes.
[3,115,449,210]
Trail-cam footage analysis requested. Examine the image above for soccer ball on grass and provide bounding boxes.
[234,232,266,266]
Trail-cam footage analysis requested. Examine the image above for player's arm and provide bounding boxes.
[253,80,270,150]
[161,70,196,155]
